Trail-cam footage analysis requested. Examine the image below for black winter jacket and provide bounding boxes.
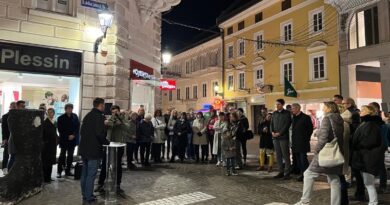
[79,108,109,160]
[270,109,292,140]
[351,115,385,176]
[292,113,314,153]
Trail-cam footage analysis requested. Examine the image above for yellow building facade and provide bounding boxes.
[219,0,340,130]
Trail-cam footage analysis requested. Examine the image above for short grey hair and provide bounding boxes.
[145,113,153,120]
[291,103,301,110]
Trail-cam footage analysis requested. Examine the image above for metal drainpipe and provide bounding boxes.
[220,28,225,100]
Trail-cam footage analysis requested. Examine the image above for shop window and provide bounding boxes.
[185,87,190,100]
[227,45,234,59]
[177,89,181,100]
[281,21,293,42]
[228,75,234,91]
[193,85,198,99]
[168,90,173,101]
[37,0,75,16]
[310,7,324,34]
[202,83,207,98]
[254,32,264,51]
[238,73,245,89]
[282,0,291,11]
[310,53,326,81]
[227,26,233,35]
[349,6,379,49]
[255,12,263,23]
[238,40,245,56]
[238,21,245,31]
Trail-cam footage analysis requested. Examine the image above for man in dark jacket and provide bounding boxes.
[79,98,109,204]
[1,102,16,174]
[291,103,313,181]
[237,108,249,166]
[57,103,80,177]
[137,114,154,166]
[134,107,145,163]
[270,99,292,179]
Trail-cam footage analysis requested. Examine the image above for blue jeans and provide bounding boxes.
[80,158,99,201]
[226,157,236,171]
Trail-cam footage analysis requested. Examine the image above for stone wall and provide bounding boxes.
[0,0,168,118]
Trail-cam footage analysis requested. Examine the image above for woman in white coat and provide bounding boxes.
[152,109,166,163]
[192,112,208,163]
[213,112,228,166]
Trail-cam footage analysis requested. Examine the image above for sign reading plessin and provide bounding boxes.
[0,42,82,76]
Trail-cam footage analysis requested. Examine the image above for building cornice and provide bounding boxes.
[135,0,181,24]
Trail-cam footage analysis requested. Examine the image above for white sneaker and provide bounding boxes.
[216,161,221,166]
[2,168,8,175]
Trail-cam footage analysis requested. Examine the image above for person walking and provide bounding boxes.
[295,101,344,205]
[41,108,58,183]
[291,103,314,181]
[57,103,80,178]
[1,102,16,175]
[213,112,228,167]
[206,109,218,162]
[126,112,138,169]
[79,98,110,204]
[167,110,178,160]
[137,114,154,167]
[257,113,274,172]
[237,108,249,166]
[97,105,128,194]
[152,109,166,163]
[271,99,292,179]
[171,112,190,163]
[192,112,208,163]
[351,105,385,205]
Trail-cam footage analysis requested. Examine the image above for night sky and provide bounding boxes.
[162,0,240,54]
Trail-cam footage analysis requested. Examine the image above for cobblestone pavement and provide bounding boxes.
[14,138,390,205]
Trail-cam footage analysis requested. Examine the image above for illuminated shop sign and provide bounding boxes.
[0,42,81,76]
[130,60,156,80]
[160,79,176,90]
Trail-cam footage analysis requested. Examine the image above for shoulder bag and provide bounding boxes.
[318,118,345,167]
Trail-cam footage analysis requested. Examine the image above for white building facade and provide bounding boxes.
[0,0,180,118]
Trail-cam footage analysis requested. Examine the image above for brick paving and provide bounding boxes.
[9,138,390,205]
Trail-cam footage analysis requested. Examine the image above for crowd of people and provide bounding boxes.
[1,94,390,205]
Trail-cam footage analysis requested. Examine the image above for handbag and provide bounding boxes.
[246,130,254,140]
[155,118,167,141]
[318,119,345,167]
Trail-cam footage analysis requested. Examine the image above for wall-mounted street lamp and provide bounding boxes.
[162,52,172,65]
[94,10,114,54]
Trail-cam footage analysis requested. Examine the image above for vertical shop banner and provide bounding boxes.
[13,91,19,101]
[130,60,156,80]
[284,77,298,98]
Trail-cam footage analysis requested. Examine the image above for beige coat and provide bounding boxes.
[192,118,208,145]
[152,117,166,144]
[213,120,228,155]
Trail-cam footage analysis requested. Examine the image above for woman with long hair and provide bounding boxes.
[213,112,229,166]
[295,102,344,205]
[192,112,208,163]
[171,112,190,163]
[152,109,166,163]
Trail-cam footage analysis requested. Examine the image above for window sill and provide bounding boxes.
[309,30,324,38]
[237,55,245,59]
[29,9,81,24]
[308,79,328,84]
